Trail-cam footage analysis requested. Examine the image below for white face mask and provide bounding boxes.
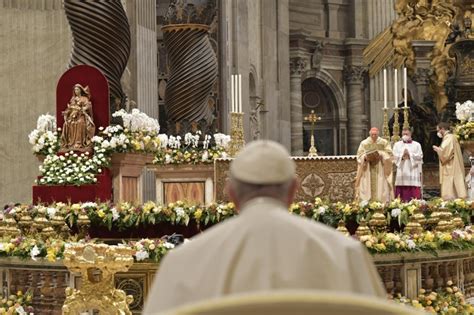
[402,135,410,142]
[437,131,443,139]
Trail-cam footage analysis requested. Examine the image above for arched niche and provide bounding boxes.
[301,76,344,155]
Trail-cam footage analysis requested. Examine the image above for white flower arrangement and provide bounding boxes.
[153,132,230,165]
[28,114,59,156]
[37,149,107,186]
[112,108,160,133]
[455,100,474,122]
[214,133,231,149]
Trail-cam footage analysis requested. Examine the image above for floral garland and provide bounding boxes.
[393,282,474,314]
[0,236,175,264]
[358,228,474,254]
[5,198,473,233]
[0,290,34,315]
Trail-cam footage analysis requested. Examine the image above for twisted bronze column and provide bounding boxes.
[64,0,131,109]
[162,0,218,132]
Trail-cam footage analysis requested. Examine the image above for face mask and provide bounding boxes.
[437,131,443,139]
[402,135,410,142]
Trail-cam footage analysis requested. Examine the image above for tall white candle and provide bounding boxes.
[404,67,407,108]
[231,74,235,113]
[383,68,387,109]
[238,74,242,113]
[394,68,398,108]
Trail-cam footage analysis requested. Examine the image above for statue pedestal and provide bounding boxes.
[32,169,112,204]
[110,153,154,203]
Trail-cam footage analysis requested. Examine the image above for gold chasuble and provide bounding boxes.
[437,133,467,200]
[355,137,394,202]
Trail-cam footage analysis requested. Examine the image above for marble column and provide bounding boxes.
[344,65,367,154]
[125,0,158,202]
[290,57,306,155]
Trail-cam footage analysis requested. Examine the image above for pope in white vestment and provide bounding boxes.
[393,128,423,201]
[143,141,386,314]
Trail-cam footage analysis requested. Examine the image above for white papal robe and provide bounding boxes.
[143,197,386,313]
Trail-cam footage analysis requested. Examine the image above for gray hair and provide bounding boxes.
[228,177,294,204]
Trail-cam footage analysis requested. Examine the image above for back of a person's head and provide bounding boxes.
[228,140,297,205]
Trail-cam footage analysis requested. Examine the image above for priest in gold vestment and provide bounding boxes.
[433,122,467,200]
[355,127,394,202]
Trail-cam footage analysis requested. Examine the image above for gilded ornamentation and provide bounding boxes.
[327,171,357,201]
[356,218,371,237]
[301,173,325,197]
[116,278,144,311]
[364,0,459,111]
[405,216,423,234]
[336,220,349,236]
[369,207,387,231]
[383,108,391,141]
[228,112,245,157]
[62,244,134,315]
[304,110,321,157]
[214,157,358,202]
[61,84,95,152]
[392,108,401,143]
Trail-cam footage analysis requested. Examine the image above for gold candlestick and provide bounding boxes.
[391,107,400,142]
[304,110,321,157]
[382,108,390,141]
[228,112,245,157]
[402,106,410,130]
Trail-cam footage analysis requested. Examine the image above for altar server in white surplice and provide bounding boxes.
[143,140,386,314]
[393,127,423,201]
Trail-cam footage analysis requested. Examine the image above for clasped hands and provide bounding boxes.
[402,148,410,160]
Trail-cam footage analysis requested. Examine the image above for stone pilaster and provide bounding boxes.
[290,57,307,155]
[412,68,432,102]
[344,65,367,154]
[412,40,436,102]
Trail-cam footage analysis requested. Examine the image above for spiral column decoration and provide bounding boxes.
[63,0,131,109]
[162,0,218,133]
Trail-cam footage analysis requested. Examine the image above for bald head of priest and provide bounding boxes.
[143,140,386,314]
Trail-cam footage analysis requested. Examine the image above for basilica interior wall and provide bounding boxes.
[0,0,71,206]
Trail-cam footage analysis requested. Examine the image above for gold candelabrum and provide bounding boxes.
[62,244,135,315]
[304,110,321,157]
[382,108,390,141]
[228,112,245,157]
[391,107,401,142]
[402,105,410,130]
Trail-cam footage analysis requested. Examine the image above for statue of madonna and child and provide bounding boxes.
[60,84,96,152]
